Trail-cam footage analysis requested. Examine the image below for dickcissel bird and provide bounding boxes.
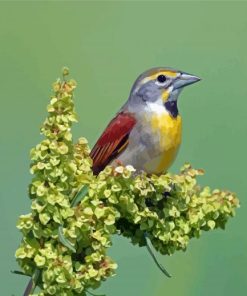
[90,67,200,175]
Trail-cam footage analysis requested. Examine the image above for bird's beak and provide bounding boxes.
[173,72,201,90]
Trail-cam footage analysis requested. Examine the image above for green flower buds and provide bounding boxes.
[15,69,239,296]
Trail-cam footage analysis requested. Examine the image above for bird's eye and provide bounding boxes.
[157,74,167,83]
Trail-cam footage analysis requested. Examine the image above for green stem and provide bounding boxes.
[23,279,33,296]
[23,269,40,296]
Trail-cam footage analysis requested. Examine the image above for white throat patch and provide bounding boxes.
[145,101,169,115]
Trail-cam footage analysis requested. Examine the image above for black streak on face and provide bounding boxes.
[164,101,179,118]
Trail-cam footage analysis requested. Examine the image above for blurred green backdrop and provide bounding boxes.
[0,1,246,295]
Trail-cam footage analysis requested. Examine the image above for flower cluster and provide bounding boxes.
[15,69,239,296]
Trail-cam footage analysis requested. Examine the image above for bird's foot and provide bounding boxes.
[112,159,125,176]
[114,159,124,167]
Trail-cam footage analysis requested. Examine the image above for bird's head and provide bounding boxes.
[127,67,201,117]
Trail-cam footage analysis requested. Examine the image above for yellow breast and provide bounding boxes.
[150,113,182,174]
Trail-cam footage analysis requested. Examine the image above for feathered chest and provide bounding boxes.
[140,103,182,152]
[131,108,182,174]
[150,112,182,151]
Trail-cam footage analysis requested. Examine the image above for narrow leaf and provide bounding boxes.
[86,290,106,296]
[58,225,76,253]
[144,233,171,278]
[11,270,30,277]
[71,185,89,207]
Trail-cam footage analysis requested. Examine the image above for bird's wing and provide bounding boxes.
[90,112,136,174]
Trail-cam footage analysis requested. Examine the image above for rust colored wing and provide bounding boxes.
[90,112,136,174]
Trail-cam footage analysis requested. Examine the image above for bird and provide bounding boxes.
[90,67,200,175]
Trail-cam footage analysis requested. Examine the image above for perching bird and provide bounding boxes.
[90,67,200,175]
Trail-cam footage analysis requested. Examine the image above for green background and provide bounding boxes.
[0,1,246,295]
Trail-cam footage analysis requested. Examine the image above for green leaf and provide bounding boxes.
[144,233,171,278]
[58,225,76,253]
[11,270,30,277]
[71,185,89,207]
[86,290,106,296]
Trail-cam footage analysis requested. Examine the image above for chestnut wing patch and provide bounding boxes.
[90,112,136,174]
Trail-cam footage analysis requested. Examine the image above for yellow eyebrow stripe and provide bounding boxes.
[140,70,178,85]
[149,70,178,79]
